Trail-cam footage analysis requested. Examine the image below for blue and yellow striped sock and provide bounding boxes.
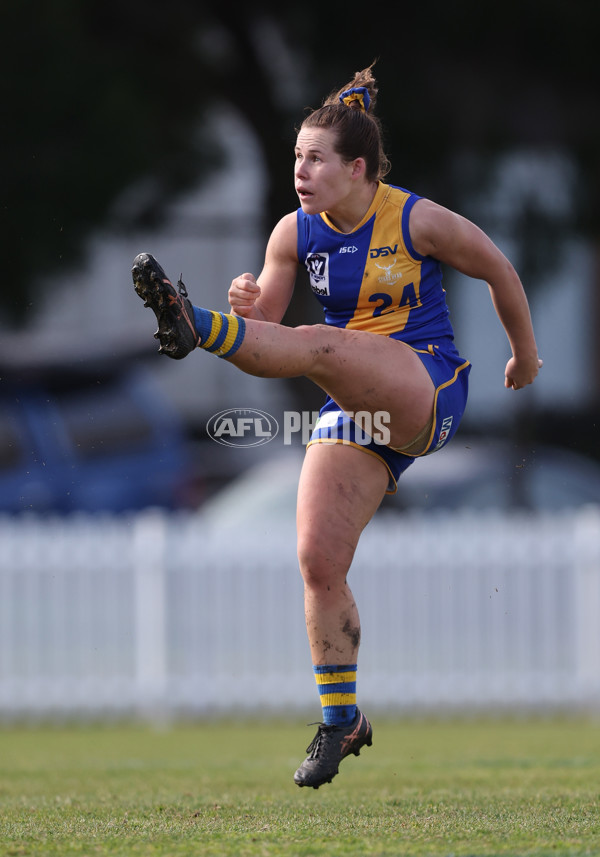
[192,306,246,359]
[313,664,357,726]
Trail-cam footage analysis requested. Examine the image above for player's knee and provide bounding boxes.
[293,323,337,370]
[295,322,329,338]
[297,537,344,591]
[297,539,321,587]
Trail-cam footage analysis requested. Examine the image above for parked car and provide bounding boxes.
[383,437,600,512]
[199,438,600,528]
[0,358,198,514]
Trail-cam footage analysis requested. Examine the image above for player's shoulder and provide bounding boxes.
[408,198,461,257]
[272,211,298,239]
[384,183,418,205]
[265,211,300,263]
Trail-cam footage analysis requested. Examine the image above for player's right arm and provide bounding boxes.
[228,212,299,323]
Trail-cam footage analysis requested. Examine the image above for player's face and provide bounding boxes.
[294,128,355,215]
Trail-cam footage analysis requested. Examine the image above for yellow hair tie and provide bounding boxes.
[339,86,371,112]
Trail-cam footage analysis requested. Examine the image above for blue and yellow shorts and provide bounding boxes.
[307,341,471,493]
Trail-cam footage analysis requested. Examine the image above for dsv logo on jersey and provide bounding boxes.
[207,409,279,447]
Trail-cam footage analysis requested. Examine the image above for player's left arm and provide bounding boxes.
[410,198,542,390]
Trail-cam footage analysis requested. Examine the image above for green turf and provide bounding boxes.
[0,717,599,856]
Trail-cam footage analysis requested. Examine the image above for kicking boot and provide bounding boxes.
[131,252,200,359]
[293,709,373,789]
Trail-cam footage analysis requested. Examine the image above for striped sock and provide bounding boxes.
[192,306,246,359]
[313,664,357,726]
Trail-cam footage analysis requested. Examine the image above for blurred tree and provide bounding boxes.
[306,2,599,248]
[0,0,210,320]
[2,0,598,337]
[0,0,302,323]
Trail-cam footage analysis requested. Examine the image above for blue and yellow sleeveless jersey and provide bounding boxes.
[297,181,454,348]
[297,182,472,492]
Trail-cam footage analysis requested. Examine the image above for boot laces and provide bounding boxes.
[176,275,188,298]
[305,723,335,759]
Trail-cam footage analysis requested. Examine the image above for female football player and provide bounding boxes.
[132,63,541,789]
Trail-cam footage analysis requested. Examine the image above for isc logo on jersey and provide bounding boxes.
[305,252,330,296]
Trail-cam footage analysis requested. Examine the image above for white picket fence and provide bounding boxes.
[1,507,600,719]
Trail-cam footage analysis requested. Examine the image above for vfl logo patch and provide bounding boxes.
[305,252,330,296]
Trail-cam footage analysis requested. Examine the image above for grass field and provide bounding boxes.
[1,717,599,856]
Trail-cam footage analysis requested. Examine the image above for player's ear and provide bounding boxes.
[350,158,367,180]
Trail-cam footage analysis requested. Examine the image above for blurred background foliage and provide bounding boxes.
[2,0,598,319]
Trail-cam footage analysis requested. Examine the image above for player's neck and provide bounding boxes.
[324,181,379,234]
